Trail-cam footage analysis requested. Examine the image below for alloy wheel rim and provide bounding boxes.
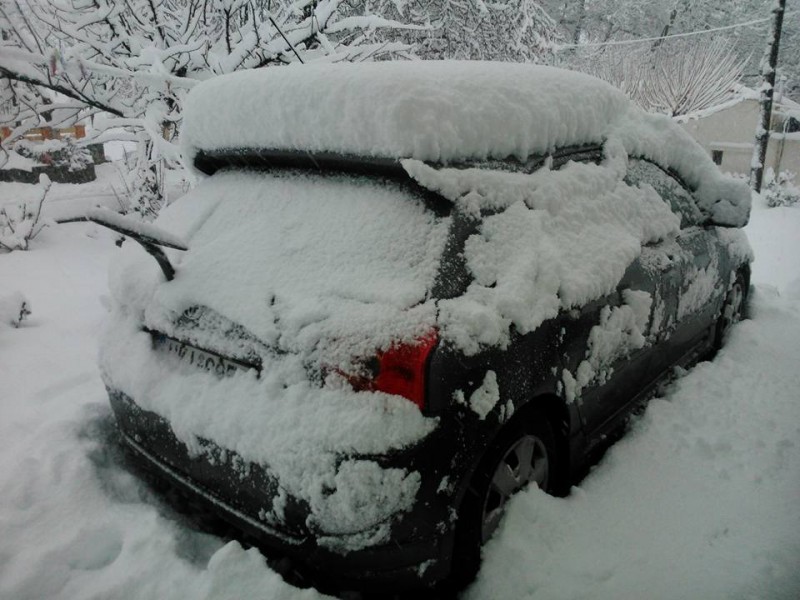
[481,434,549,543]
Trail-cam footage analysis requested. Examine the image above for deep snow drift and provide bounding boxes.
[0,184,799,598]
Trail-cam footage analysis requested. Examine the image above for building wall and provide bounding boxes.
[679,98,800,176]
[707,137,800,176]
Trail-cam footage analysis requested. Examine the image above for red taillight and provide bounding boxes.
[345,331,438,409]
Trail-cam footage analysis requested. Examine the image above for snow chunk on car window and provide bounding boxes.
[406,155,680,353]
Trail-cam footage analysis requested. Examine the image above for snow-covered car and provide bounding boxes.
[99,61,752,593]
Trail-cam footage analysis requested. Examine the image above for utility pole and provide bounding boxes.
[750,0,786,193]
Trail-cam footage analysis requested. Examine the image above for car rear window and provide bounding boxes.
[150,169,450,353]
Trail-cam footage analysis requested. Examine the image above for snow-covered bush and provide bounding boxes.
[0,174,53,251]
[128,165,163,220]
[763,169,800,207]
[109,139,164,220]
[14,138,92,171]
[0,292,31,328]
[63,138,93,171]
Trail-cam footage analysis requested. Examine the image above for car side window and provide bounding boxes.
[551,146,603,170]
[625,159,702,228]
[459,145,604,174]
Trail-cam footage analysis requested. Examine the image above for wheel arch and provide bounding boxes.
[455,392,574,507]
[443,391,574,589]
[739,262,752,303]
[508,393,573,496]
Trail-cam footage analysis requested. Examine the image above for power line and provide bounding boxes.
[555,14,783,51]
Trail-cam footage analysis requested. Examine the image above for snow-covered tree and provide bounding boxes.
[583,36,745,116]
[370,0,560,62]
[550,0,800,102]
[0,0,421,214]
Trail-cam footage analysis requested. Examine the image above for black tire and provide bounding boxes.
[446,411,558,591]
[714,271,747,350]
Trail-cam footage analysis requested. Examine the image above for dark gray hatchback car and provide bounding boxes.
[98,61,752,595]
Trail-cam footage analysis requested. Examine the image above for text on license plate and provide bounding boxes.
[160,338,246,377]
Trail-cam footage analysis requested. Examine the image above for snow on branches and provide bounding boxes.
[0,173,53,252]
[366,0,560,62]
[1,0,560,220]
[1,0,561,150]
[0,0,432,213]
[574,37,745,117]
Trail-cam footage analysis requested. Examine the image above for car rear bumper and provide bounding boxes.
[107,387,457,592]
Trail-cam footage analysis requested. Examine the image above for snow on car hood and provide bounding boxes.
[182,60,750,227]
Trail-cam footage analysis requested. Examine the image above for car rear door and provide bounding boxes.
[560,253,667,447]
[624,159,723,379]
[553,153,664,441]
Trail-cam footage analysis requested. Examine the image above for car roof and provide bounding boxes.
[182,61,630,165]
[181,60,750,228]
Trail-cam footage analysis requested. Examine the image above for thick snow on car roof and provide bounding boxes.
[182,60,750,227]
[182,61,628,164]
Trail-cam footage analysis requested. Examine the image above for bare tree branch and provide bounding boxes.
[0,68,125,116]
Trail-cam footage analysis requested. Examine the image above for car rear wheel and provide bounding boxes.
[447,411,557,590]
[480,433,550,542]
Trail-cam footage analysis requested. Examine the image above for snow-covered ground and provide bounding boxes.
[0,162,189,223]
[1,176,799,599]
[1,163,126,223]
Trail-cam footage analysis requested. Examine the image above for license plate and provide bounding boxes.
[156,336,250,377]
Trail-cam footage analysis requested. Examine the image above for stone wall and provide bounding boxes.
[0,163,96,184]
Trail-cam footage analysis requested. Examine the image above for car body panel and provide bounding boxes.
[102,141,751,592]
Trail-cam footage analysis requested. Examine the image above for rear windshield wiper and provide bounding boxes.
[82,208,188,281]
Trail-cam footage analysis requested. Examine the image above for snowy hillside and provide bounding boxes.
[0,179,798,599]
